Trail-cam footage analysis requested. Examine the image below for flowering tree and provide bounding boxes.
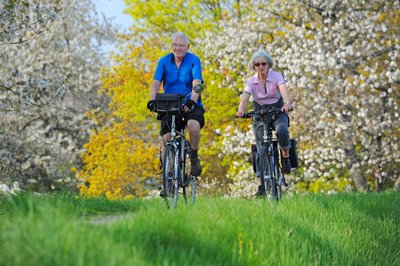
[203,0,400,193]
[0,0,116,191]
[0,0,60,43]
[0,0,63,110]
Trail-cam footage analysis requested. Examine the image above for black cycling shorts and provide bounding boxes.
[159,105,205,136]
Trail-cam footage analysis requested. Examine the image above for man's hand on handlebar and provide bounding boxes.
[184,100,196,112]
[147,100,156,112]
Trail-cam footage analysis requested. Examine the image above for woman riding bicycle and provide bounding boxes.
[236,50,293,195]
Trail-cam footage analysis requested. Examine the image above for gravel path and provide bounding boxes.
[83,214,133,225]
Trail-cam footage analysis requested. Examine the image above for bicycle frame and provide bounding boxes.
[258,115,281,200]
[242,109,284,200]
[162,114,197,208]
[154,91,204,208]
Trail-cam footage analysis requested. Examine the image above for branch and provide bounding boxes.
[0,81,24,93]
[260,8,314,31]
[297,0,324,13]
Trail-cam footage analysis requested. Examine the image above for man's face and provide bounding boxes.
[171,37,189,59]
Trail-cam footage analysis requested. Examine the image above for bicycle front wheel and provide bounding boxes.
[258,146,273,198]
[163,145,179,208]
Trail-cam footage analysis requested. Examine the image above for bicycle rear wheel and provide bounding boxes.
[274,160,283,200]
[163,145,179,208]
[184,176,197,205]
[182,144,196,205]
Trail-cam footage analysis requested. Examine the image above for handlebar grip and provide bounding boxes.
[236,114,252,119]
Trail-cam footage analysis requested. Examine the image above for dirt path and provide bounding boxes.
[83,214,133,225]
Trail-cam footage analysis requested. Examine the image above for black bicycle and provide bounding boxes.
[240,108,288,200]
[154,85,204,208]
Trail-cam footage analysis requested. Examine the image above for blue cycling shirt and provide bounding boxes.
[153,52,203,107]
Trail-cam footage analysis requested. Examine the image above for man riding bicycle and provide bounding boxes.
[236,50,293,196]
[147,32,205,179]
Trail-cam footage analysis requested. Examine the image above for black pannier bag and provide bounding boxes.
[155,93,182,114]
[251,144,257,173]
[289,138,299,168]
[272,139,299,168]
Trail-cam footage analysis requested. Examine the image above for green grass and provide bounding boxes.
[0,192,399,266]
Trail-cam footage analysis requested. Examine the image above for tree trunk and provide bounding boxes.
[350,166,369,192]
[374,176,387,192]
[346,141,369,192]
[394,177,400,191]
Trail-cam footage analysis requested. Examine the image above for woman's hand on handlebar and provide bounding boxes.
[236,110,244,118]
[282,103,292,113]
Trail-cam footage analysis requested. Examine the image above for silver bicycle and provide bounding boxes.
[154,84,204,208]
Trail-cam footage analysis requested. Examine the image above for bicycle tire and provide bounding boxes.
[190,176,197,205]
[163,144,179,208]
[270,166,278,200]
[182,141,196,205]
[258,146,273,198]
[181,145,189,204]
[274,161,282,200]
[184,176,197,205]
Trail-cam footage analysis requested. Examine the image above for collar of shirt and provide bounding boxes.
[169,53,187,63]
[249,69,272,84]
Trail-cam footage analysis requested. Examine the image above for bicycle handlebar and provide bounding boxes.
[236,108,283,119]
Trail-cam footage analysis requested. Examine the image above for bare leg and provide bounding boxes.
[187,119,200,150]
[186,119,202,176]
[160,132,171,160]
[281,148,289,158]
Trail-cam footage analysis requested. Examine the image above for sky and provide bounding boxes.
[93,0,133,53]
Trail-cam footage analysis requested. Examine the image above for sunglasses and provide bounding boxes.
[255,62,268,67]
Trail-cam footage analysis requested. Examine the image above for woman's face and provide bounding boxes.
[254,57,269,75]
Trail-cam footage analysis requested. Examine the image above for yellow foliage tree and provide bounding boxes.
[78,122,159,199]
[77,33,163,199]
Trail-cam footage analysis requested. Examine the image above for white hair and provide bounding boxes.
[171,32,189,45]
[248,50,274,71]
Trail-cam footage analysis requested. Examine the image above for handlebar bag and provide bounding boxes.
[155,93,182,114]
